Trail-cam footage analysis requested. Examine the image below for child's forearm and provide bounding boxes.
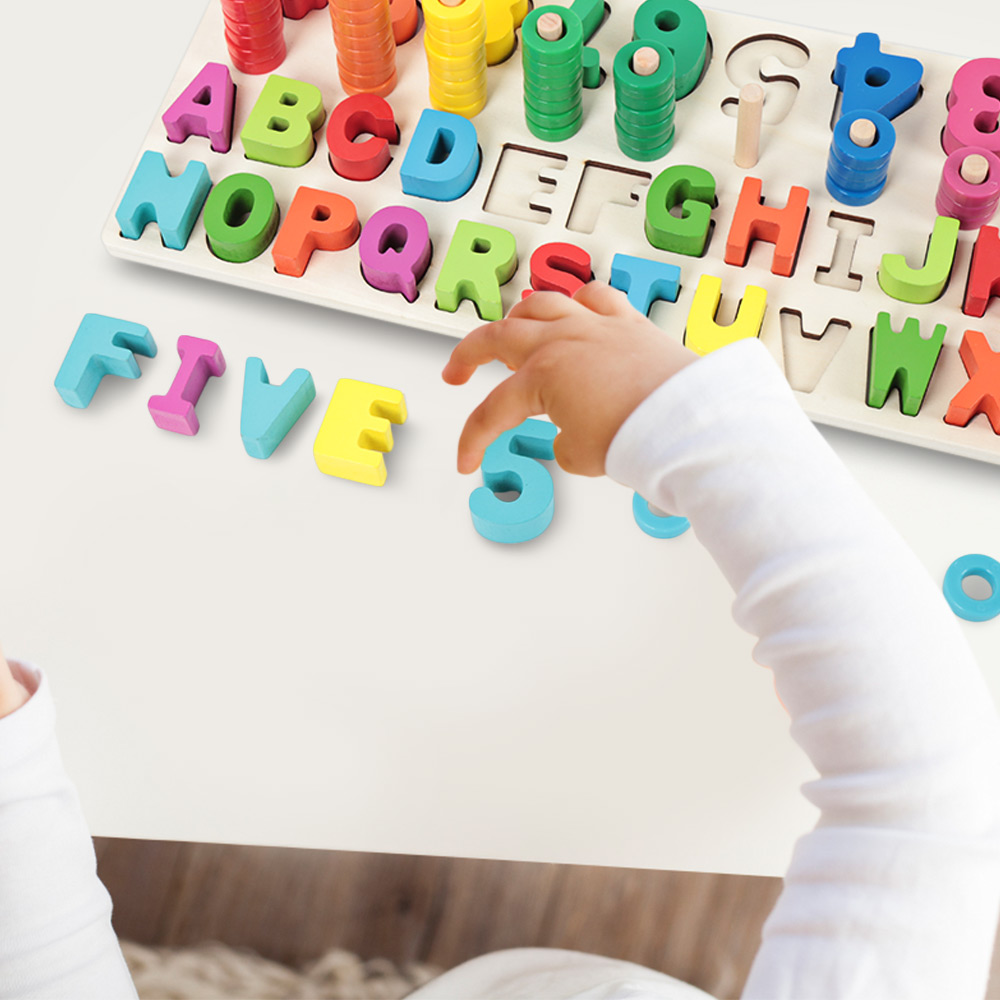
[606,338,1000,1000]
[445,288,999,998]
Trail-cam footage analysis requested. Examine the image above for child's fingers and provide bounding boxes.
[505,290,580,322]
[442,317,547,384]
[552,428,608,478]
[572,281,634,317]
[456,370,544,474]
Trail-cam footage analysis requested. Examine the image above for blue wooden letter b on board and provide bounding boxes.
[470,418,558,544]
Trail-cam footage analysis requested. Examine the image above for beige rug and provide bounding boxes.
[122,941,442,999]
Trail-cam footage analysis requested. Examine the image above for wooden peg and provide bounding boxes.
[633,46,660,76]
[537,11,564,40]
[734,83,763,168]
[849,117,877,148]
[961,153,990,185]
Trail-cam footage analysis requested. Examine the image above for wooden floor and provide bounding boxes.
[95,838,1000,999]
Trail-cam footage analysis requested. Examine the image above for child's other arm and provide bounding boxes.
[446,285,1000,1000]
[607,332,1000,1000]
[0,645,29,718]
[0,650,137,999]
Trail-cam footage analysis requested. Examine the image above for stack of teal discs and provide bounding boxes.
[521,6,585,142]
[613,40,675,161]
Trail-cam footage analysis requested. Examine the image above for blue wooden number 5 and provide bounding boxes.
[470,418,558,543]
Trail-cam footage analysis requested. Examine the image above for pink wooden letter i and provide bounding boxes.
[148,336,226,435]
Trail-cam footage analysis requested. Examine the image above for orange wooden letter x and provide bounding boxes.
[945,329,1000,434]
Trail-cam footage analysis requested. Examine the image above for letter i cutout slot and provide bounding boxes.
[148,337,226,435]
[470,418,558,544]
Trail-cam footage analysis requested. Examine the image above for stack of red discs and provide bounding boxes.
[221,0,286,75]
[329,0,397,98]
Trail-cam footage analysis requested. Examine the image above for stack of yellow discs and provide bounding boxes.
[423,0,488,118]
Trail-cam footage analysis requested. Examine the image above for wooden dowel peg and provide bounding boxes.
[848,117,877,148]
[734,83,763,168]
[633,46,660,76]
[537,11,564,40]
[961,153,990,185]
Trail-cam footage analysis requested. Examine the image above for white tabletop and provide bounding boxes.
[0,0,997,877]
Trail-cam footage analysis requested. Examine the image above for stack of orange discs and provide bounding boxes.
[329,0,397,98]
[388,0,419,45]
[221,0,286,74]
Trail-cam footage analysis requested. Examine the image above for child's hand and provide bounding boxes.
[0,645,30,719]
[442,282,698,476]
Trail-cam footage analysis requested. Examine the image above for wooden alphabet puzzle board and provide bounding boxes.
[103,0,1000,465]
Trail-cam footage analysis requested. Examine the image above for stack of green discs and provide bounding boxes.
[613,40,676,161]
[521,6,585,142]
[568,0,603,87]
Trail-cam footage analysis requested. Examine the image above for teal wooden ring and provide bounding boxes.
[632,492,690,538]
[943,554,1000,621]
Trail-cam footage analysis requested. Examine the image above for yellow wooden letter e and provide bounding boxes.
[313,378,407,486]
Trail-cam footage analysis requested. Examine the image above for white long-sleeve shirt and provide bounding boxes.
[2,339,999,999]
[410,339,1000,999]
[0,661,136,998]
